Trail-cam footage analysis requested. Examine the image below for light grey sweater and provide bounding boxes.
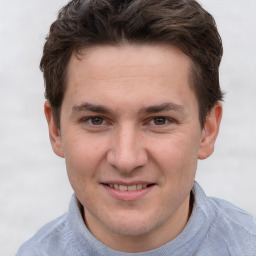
[16,182,256,255]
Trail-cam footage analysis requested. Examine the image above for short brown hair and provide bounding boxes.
[40,0,223,128]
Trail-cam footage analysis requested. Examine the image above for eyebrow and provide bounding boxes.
[72,102,184,115]
[72,103,111,114]
[139,102,184,114]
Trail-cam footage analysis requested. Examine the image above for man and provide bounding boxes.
[16,0,256,255]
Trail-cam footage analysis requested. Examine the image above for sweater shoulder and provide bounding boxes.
[206,197,256,255]
[15,213,70,256]
[210,196,256,233]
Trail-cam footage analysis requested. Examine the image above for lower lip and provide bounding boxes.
[102,184,154,201]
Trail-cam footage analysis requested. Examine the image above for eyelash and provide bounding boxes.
[81,116,176,128]
[82,116,107,126]
[147,117,175,126]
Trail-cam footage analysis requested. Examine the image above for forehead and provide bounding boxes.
[64,44,197,113]
[68,44,192,82]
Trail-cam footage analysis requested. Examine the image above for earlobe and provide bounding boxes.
[44,101,65,158]
[198,102,222,160]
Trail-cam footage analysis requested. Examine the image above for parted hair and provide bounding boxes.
[40,0,223,128]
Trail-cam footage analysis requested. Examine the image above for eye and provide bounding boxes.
[151,117,168,125]
[89,117,104,125]
[82,116,105,126]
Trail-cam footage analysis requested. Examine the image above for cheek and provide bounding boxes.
[64,145,100,201]
[152,134,200,177]
[63,134,107,184]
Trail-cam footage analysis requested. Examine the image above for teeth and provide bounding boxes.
[136,184,142,190]
[107,184,149,191]
[128,185,136,191]
[119,185,127,191]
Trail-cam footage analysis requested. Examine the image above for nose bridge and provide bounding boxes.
[107,123,147,172]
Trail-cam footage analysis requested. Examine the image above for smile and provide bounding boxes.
[106,184,149,191]
[102,182,155,201]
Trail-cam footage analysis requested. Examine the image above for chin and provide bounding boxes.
[103,212,161,237]
[108,223,152,237]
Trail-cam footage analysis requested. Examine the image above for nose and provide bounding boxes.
[107,125,148,174]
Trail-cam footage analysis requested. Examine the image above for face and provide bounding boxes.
[45,44,222,252]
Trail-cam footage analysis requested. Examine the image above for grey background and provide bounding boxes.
[0,0,256,255]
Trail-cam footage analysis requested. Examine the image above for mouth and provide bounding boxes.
[102,182,155,201]
[103,183,154,191]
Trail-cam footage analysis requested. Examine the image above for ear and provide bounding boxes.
[198,102,222,160]
[44,101,64,158]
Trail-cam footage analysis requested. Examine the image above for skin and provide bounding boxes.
[45,44,222,253]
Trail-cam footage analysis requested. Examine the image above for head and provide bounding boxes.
[41,0,223,129]
[42,0,223,252]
